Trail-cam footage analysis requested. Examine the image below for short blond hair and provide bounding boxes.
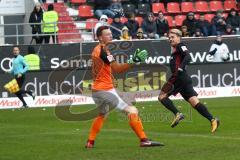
[169,29,182,37]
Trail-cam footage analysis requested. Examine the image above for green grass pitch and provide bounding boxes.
[0,97,239,160]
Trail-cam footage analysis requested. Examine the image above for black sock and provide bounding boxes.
[159,97,179,115]
[195,103,213,121]
[16,92,27,106]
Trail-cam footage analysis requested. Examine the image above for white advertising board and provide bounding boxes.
[0,86,240,109]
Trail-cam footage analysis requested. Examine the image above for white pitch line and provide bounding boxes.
[102,129,240,141]
[1,129,240,141]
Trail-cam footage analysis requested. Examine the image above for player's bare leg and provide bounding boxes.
[188,96,220,133]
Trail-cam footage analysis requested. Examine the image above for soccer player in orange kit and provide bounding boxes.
[85,26,164,148]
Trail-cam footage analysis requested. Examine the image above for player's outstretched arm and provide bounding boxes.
[111,49,148,73]
[111,62,131,73]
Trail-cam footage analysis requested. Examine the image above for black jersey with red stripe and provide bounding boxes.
[169,42,191,74]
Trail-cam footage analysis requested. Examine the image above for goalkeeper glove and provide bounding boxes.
[127,48,148,64]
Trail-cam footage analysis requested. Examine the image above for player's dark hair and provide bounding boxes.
[28,46,35,54]
[96,26,110,38]
[48,4,54,11]
[13,45,20,50]
[158,11,163,15]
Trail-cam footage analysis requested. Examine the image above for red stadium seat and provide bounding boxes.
[78,5,94,18]
[223,13,228,19]
[209,1,223,12]
[175,15,186,26]
[135,16,144,26]
[167,2,181,14]
[152,3,166,14]
[181,2,195,13]
[86,18,98,30]
[59,16,73,22]
[58,23,77,30]
[58,28,81,43]
[194,14,200,20]
[204,14,215,22]
[195,1,209,12]
[71,0,86,4]
[108,18,113,24]
[224,1,237,11]
[164,16,173,27]
[58,11,69,17]
[120,17,128,23]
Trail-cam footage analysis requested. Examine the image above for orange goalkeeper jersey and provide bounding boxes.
[91,44,114,91]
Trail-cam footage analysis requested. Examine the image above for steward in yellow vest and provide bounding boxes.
[24,46,40,70]
[42,4,58,43]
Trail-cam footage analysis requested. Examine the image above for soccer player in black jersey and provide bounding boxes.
[158,29,219,133]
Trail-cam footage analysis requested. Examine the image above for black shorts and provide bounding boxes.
[15,74,25,88]
[161,71,198,101]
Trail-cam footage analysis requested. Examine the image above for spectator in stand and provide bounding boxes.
[124,13,139,38]
[94,15,109,40]
[42,4,58,44]
[142,12,159,39]
[110,0,124,17]
[156,11,169,37]
[135,28,145,39]
[181,25,190,37]
[211,10,227,35]
[111,13,124,40]
[182,12,198,36]
[226,8,240,31]
[224,24,235,35]
[94,0,115,19]
[29,2,43,44]
[197,14,211,37]
[209,35,230,62]
[193,28,204,37]
[120,26,132,40]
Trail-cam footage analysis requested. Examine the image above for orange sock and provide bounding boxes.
[88,114,105,141]
[128,113,147,140]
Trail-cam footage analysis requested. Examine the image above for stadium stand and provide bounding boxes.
[78,5,94,18]
[44,2,81,43]
[164,16,174,27]
[209,1,224,12]
[137,3,151,15]
[167,2,181,14]
[135,16,144,26]
[85,18,98,30]
[204,13,215,22]
[175,15,186,27]
[181,2,195,13]
[40,0,240,42]
[224,0,237,10]
[70,0,86,4]
[195,1,210,12]
[152,3,166,14]
[120,16,128,23]
[122,4,136,15]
